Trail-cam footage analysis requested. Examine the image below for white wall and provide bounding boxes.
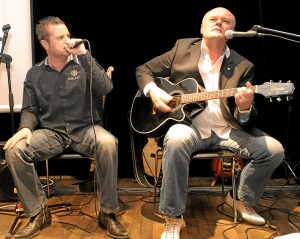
[0,0,33,112]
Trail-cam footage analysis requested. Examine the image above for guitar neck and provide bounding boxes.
[180,86,257,103]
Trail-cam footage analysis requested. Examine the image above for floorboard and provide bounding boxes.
[0,177,300,239]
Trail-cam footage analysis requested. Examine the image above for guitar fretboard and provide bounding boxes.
[179,86,257,103]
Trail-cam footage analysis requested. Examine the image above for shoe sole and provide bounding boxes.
[106,231,129,239]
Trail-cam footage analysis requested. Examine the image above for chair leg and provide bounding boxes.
[231,157,237,223]
[154,186,157,202]
[210,173,219,187]
[45,159,50,198]
[154,154,158,203]
[153,150,161,203]
[220,158,225,198]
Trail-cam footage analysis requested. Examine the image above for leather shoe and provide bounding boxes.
[161,215,185,239]
[98,210,129,239]
[13,205,52,238]
[226,191,266,225]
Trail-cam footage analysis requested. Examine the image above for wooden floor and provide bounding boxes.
[1,176,300,239]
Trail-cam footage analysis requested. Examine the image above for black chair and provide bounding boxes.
[191,149,238,222]
[44,151,93,197]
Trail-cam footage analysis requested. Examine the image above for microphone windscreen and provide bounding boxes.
[224,30,233,39]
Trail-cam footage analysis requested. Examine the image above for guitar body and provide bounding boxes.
[130,77,206,138]
[210,155,244,186]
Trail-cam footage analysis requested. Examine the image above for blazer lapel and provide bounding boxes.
[190,40,204,88]
[220,55,235,89]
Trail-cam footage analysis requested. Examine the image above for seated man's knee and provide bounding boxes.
[5,141,33,164]
[98,133,118,147]
[165,124,191,146]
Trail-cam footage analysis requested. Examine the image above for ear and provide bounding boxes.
[200,24,203,34]
[40,39,49,49]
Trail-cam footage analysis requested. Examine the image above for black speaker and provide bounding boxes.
[0,142,18,201]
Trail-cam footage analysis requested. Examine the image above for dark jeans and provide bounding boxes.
[5,125,119,217]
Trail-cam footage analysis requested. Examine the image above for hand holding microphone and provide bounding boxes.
[64,39,88,54]
[72,39,88,48]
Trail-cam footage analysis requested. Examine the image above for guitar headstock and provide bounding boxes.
[257,81,295,100]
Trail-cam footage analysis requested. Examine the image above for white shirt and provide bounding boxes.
[191,43,231,139]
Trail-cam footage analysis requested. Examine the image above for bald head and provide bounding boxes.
[202,7,236,28]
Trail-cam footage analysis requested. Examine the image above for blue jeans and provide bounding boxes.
[5,125,119,217]
[159,124,284,217]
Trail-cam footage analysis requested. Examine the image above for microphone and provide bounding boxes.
[225,30,257,39]
[72,39,87,48]
[2,24,11,32]
[1,24,11,53]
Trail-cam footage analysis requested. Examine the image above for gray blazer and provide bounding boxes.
[136,38,265,136]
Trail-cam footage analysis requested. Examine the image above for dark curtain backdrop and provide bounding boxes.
[13,0,299,177]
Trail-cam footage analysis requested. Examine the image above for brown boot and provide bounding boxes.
[13,205,52,238]
[98,210,129,238]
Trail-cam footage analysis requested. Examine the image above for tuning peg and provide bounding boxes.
[269,97,273,102]
[279,80,282,83]
[277,97,282,102]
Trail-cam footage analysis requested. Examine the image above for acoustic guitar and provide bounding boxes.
[130,77,295,138]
